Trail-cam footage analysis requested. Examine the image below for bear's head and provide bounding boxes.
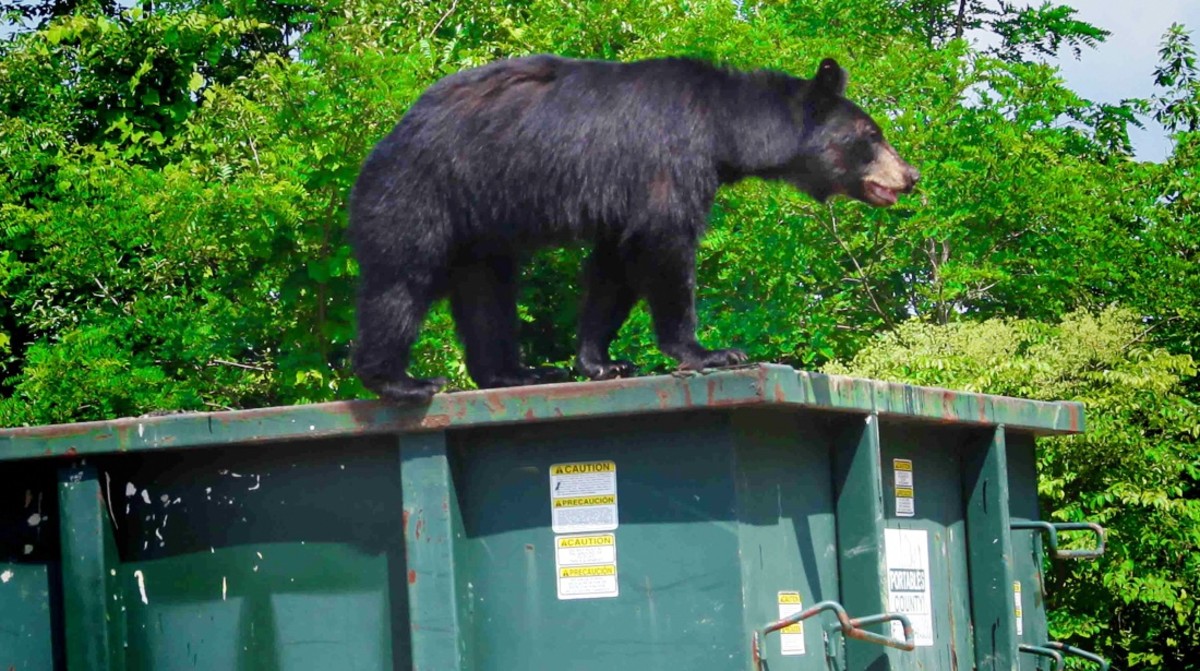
[787,59,920,207]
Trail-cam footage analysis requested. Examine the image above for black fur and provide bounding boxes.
[348,55,917,403]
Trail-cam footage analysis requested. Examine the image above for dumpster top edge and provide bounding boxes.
[0,364,1084,460]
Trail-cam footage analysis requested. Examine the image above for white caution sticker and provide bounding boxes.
[550,461,618,533]
[885,528,934,647]
[893,459,914,517]
[777,591,806,655]
[1013,581,1024,636]
[555,533,618,600]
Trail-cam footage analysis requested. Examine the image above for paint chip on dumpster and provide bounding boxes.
[134,569,148,604]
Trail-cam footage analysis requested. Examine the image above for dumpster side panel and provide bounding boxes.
[833,414,893,670]
[103,437,407,671]
[401,430,471,671]
[731,409,839,671]
[963,426,1019,671]
[1,463,63,670]
[58,463,126,671]
[1006,432,1053,671]
[879,423,975,671]
[454,413,745,671]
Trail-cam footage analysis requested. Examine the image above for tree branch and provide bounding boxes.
[208,359,266,371]
[820,205,895,328]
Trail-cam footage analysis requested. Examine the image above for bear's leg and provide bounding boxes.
[633,239,749,371]
[450,256,570,389]
[576,242,638,380]
[353,273,447,404]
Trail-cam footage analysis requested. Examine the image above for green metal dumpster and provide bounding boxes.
[0,364,1104,671]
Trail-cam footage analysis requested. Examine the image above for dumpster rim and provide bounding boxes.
[0,364,1085,461]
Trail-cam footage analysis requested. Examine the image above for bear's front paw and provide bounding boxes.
[371,377,448,405]
[578,359,638,381]
[678,348,749,371]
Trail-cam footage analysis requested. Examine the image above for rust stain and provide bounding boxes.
[421,414,452,429]
[707,397,760,408]
[706,378,718,405]
[656,389,670,409]
[65,447,78,456]
[524,409,536,420]
[773,382,785,402]
[553,408,564,418]
[682,382,693,407]
[978,396,988,422]
[483,395,506,413]
[407,570,417,584]
[414,518,425,540]
[402,509,410,533]
[9,423,97,440]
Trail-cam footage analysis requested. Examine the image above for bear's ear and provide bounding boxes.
[814,58,847,97]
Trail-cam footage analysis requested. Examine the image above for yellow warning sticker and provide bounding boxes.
[560,565,616,578]
[557,535,615,548]
[1013,581,1024,635]
[550,461,618,533]
[777,591,805,655]
[894,458,915,517]
[555,533,619,600]
[551,462,615,475]
[553,495,617,508]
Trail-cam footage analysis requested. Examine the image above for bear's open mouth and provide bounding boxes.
[863,181,899,206]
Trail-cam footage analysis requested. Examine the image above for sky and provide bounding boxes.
[1035,0,1200,162]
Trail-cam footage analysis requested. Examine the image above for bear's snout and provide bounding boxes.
[860,143,919,206]
[902,164,920,192]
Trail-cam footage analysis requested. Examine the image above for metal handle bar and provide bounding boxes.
[1011,520,1106,559]
[1046,641,1111,671]
[752,600,915,670]
[1020,643,1065,671]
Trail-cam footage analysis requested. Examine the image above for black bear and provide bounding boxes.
[349,55,918,403]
